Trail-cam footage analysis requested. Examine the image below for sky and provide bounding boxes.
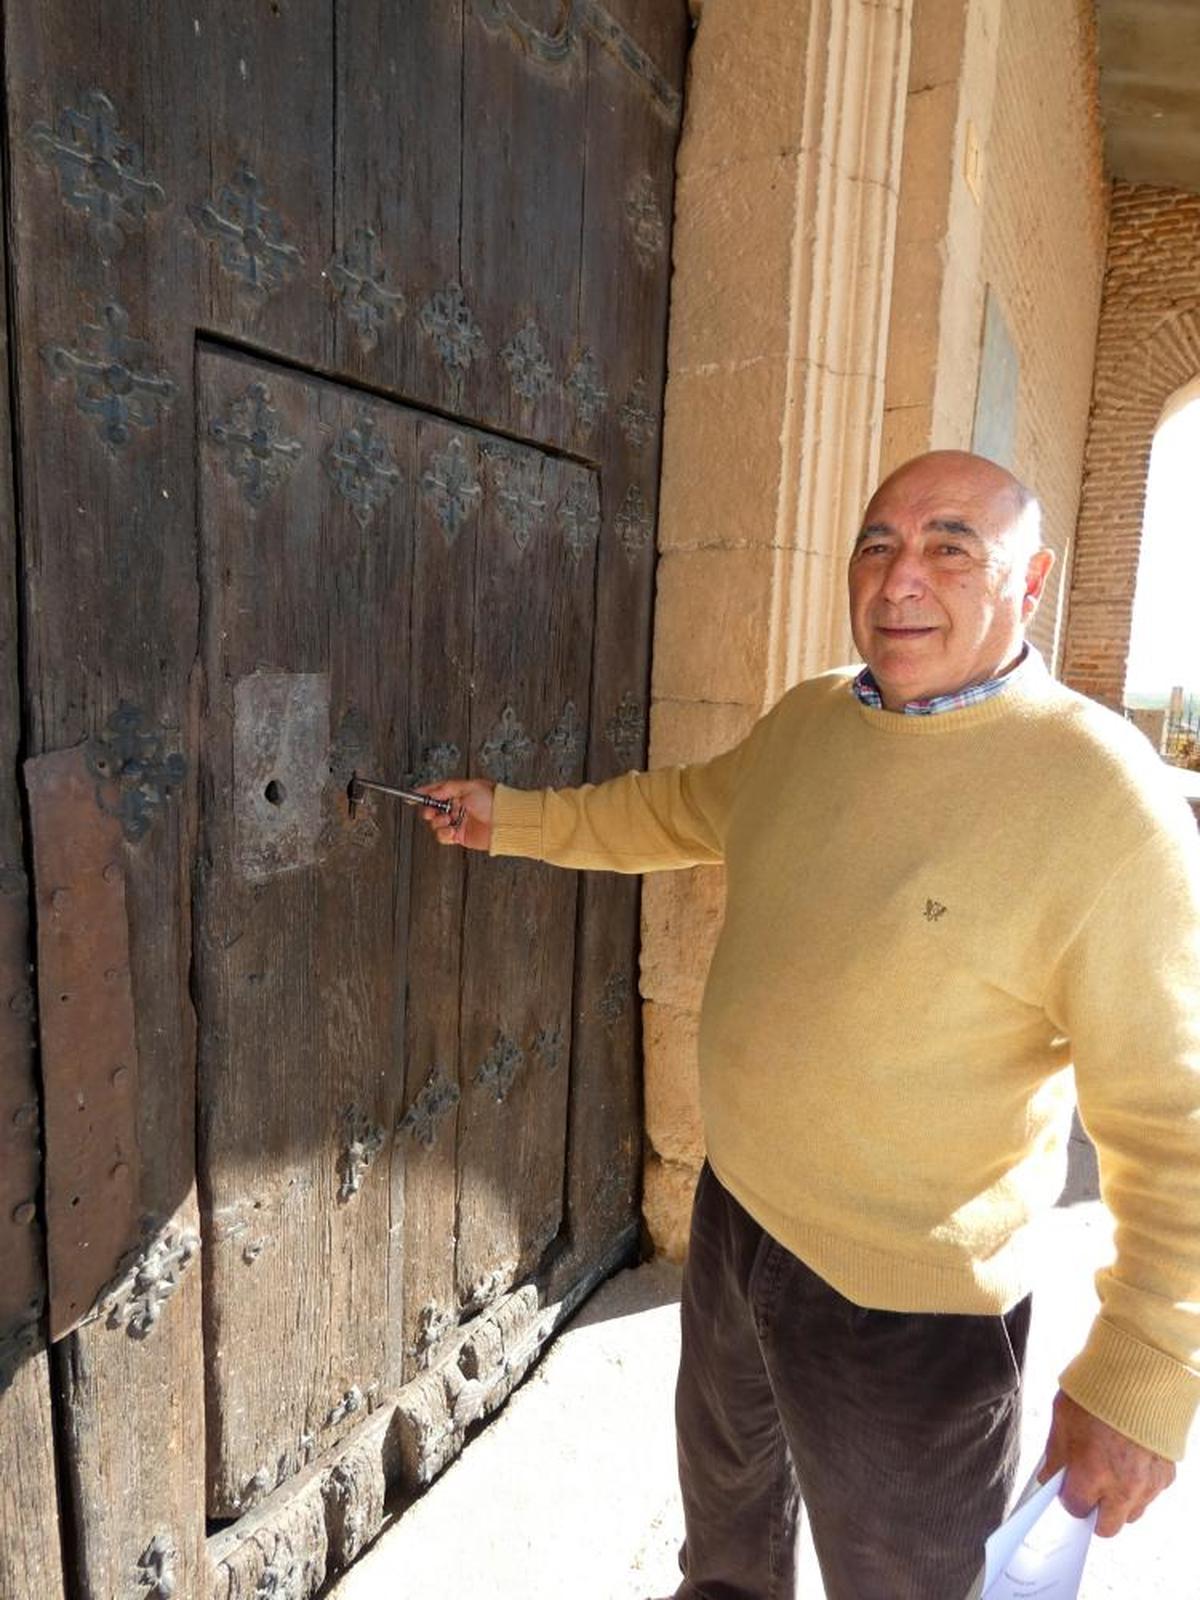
[1123,389,1200,710]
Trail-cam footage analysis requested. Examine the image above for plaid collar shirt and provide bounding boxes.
[851,643,1036,715]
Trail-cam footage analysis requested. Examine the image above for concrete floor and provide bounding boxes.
[327,1200,1197,1599]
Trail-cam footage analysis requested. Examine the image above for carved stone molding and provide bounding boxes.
[28,88,165,258]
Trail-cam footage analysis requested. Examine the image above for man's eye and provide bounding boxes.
[937,543,967,557]
[857,543,890,557]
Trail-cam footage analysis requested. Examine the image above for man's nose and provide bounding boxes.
[878,549,926,603]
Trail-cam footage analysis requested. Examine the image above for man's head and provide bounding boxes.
[847,450,1053,710]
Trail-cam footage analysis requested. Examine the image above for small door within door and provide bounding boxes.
[195,343,598,1514]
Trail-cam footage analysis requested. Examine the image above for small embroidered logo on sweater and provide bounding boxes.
[924,899,948,922]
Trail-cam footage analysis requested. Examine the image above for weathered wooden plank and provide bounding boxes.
[395,418,479,1385]
[25,747,143,1342]
[460,0,587,449]
[196,346,412,1515]
[332,0,464,408]
[206,1226,634,1600]
[189,0,334,374]
[0,118,64,1600]
[454,445,599,1309]
[555,25,685,1283]
[592,0,692,95]
[1,1357,64,1600]
[6,3,209,1592]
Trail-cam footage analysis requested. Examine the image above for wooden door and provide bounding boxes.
[0,3,688,1595]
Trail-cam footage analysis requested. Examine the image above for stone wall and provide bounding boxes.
[977,0,1108,656]
[882,0,1107,663]
[1061,184,1200,708]
[641,0,913,1257]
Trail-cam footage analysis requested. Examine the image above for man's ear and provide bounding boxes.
[1022,548,1054,619]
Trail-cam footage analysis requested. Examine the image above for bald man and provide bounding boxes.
[421,453,1200,1600]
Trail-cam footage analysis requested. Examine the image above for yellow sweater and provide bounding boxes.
[490,659,1200,1460]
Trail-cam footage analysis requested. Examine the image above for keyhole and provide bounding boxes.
[264,779,287,806]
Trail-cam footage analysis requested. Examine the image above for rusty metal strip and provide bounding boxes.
[25,744,140,1340]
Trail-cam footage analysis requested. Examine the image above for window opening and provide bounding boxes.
[1123,379,1200,800]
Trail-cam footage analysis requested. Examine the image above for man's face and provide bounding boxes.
[847,454,1053,709]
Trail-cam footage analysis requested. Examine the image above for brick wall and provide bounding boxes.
[1062,183,1200,707]
[977,0,1108,660]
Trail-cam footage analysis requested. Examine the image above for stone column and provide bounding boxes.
[642,0,913,1256]
[880,0,1003,473]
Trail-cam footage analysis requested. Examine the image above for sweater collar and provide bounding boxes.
[851,643,1039,716]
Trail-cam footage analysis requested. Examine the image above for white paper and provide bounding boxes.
[964,1467,1098,1600]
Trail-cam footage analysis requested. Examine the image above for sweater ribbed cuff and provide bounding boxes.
[1058,1317,1200,1462]
[488,785,546,860]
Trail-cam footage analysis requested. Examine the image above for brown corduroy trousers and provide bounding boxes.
[673,1164,1030,1600]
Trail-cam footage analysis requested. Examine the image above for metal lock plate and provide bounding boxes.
[234,672,330,880]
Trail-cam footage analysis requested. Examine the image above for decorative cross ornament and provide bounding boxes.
[501,318,554,403]
[209,381,303,506]
[625,173,667,266]
[557,476,600,561]
[487,448,545,552]
[479,705,535,785]
[44,303,176,450]
[190,163,303,295]
[420,282,486,376]
[28,89,166,257]
[567,349,608,431]
[85,701,187,842]
[325,408,402,528]
[329,226,406,351]
[422,435,481,541]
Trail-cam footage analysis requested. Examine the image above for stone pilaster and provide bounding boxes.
[643,0,913,1255]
